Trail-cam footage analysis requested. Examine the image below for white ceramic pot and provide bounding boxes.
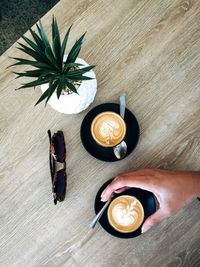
[41,57,97,114]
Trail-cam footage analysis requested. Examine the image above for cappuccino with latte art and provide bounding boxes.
[91,111,126,147]
[108,195,144,233]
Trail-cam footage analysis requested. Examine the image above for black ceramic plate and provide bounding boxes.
[80,103,140,162]
[94,179,157,238]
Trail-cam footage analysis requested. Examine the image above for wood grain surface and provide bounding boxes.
[0,0,200,266]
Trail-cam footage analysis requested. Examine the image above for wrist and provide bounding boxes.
[191,171,200,198]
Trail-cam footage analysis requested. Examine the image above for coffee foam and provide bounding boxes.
[108,195,144,233]
[91,112,126,147]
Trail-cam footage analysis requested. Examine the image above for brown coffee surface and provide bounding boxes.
[91,112,126,147]
[108,195,144,233]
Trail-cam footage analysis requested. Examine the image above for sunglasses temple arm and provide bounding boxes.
[47,130,54,182]
[47,130,51,143]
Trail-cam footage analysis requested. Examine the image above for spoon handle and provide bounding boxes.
[90,198,112,229]
[120,93,126,119]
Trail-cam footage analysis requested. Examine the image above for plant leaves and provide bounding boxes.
[16,45,48,64]
[20,34,44,55]
[16,78,50,89]
[11,18,94,102]
[38,70,57,80]
[10,57,56,70]
[45,46,61,70]
[61,25,72,63]
[52,16,58,43]
[29,28,46,50]
[67,65,95,76]
[38,72,57,81]
[63,62,83,69]
[53,35,62,66]
[65,80,78,94]
[45,79,59,105]
[35,87,50,106]
[14,69,44,78]
[9,58,39,67]
[38,20,50,47]
[65,75,93,81]
[63,47,82,71]
[52,17,62,67]
[56,82,64,99]
[65,32,86,64]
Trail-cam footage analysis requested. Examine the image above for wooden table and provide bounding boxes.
[0,0,200,266]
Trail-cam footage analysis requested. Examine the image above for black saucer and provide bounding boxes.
[80,103,140,162]
[94,179,157,238]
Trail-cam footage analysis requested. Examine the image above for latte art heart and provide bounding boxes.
[108,195,144,233]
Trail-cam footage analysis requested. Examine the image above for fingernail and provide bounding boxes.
[114,189,120,193]
[100,189,106,198]
[101,195,107,202]
[141,224,150,233]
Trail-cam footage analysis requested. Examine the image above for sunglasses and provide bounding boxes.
[48,130,67,205]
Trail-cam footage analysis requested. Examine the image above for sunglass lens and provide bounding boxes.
[53,169,66,203]
[53,131,65,162]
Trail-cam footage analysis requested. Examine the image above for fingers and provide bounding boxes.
[141,209,169,233]
[101,174,155,202]
[100,177,129,201]
[114,186,130,194]
[111,185,135,196]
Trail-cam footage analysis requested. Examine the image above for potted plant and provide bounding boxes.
[11,17,97,114]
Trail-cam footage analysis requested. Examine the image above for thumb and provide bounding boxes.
[141,209,168,233]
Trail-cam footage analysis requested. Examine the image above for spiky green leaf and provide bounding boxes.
[65,75,93,81]
[45,46,61,70]
[61,25,72,63]
[46,79,59,105]
[52,17,57,42]
[38,71,57,81]
[14,69,44,78]
[64,46,82,71]
[56,82,64,99]
[63,63,83,70]
[16,78,49,90]
[9,58,39,67]
[65,32,86,64]
[53,35,62,67]
[20,34,43,55]
[35,88,50,106]
[10,59,57,71]
[67,65,95,76]
[38,20,50,47]
[17,45,48,64]
[29,28,46,50]
[17,38,50,64]
[52,17,62,67]
[65,80,78,94]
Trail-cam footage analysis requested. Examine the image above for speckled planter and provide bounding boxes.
[41,57,97,114]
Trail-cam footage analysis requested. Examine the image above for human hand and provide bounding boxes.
[101,169,200,233]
